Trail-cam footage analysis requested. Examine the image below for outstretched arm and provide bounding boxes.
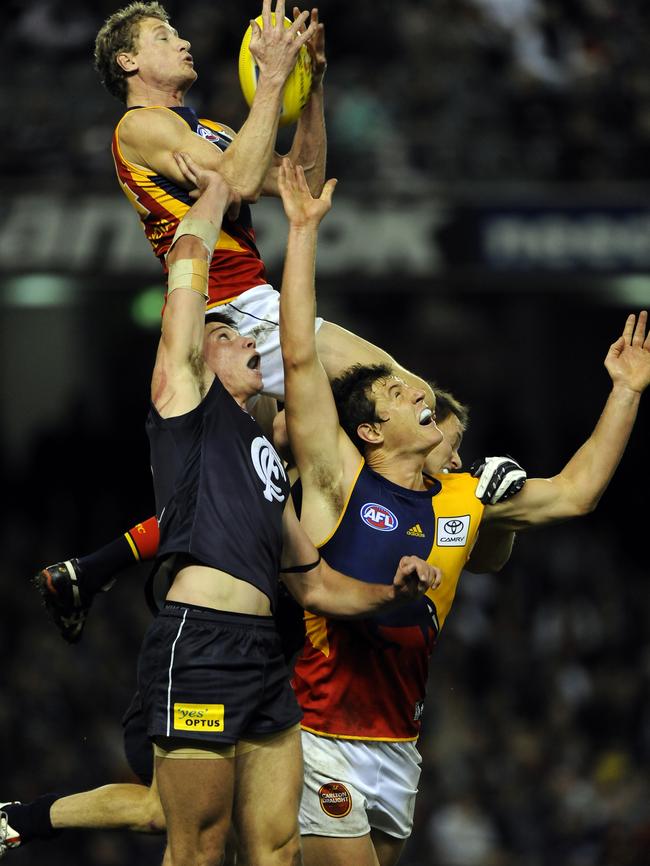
[280,497,441,617]
[483,312,650,530]
[278,161,363,530]
[264,7,327,197]
[151,154,236,418]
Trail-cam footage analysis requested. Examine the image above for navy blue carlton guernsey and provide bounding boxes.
[146,377,290,608]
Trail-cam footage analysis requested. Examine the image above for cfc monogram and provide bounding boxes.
[250,436,287,502]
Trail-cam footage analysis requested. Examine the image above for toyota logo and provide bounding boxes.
[443,519,464,534]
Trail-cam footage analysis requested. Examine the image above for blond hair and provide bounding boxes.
[94,2,169,103]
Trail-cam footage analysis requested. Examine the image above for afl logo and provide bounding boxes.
[318,782,352,818]
[443,519,464,534]
[360,503,398,532]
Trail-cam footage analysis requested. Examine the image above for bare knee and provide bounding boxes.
[242,829,302,866]
[166,826,228,866]
[126,787,166,834]
[142,791,166,834]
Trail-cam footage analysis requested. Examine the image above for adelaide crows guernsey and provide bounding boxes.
[146,376,289,609]
[112,106,267,305]
[292,463,484,741]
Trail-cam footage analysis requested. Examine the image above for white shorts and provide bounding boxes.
[299,730,422,840]
[213,284,324,401]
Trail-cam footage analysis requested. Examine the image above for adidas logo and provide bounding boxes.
[406,523,425,538]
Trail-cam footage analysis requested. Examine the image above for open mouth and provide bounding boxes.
[247,353,261,371]
[419,407,434,426]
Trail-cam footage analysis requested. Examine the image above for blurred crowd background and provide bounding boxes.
[1,1,649,864]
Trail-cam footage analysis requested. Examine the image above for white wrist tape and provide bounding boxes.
[168,217,220,258]
[167,258,209,300]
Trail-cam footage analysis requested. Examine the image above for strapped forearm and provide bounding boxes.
[168,218,220,258]
[167,259,209,300]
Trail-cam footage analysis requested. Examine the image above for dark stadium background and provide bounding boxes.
[1,1,649,864]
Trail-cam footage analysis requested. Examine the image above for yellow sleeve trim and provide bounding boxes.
[124,532,140,562]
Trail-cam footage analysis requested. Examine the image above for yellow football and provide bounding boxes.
[238,14,313,127]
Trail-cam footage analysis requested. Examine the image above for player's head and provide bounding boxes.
[331,363,441,458]
[426,385,469,472]
[203,312,262,401]
[94,2,195,103]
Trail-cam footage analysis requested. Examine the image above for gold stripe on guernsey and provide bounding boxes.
[124,532,140,562]
[206,294,245,309]
[300,725,418,743]
[315,457,365,548]
[426,473,484,632]
[304,611,330,657]
[113,107,246,253]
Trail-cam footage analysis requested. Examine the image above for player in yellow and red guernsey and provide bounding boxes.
[112,113,265,306]
[95,0,322,400]
[275,160,650,866]
[94,1,437,400]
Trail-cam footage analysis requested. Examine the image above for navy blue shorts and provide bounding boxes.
[137,603,302,746]
[122,691,153,785]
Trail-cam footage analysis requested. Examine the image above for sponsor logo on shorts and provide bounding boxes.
[436,515,470,547]
[360,503,398,532]
[173,703,224,731]
[414,700,425,721]
[318,782,352,818]
[251,436,287,503]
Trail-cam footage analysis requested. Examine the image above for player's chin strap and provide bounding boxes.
[165,217,221,301]
[280,554,322,574]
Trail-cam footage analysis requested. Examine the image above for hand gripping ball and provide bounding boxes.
[238,14,313,127]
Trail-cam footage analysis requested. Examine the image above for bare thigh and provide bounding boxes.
[301,829,406,866]
[371,828,407,866]
[302,833,380,866]
[155,753,235,866]
[234,728,304,866]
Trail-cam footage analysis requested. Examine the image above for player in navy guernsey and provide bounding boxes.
[274,160,650,866]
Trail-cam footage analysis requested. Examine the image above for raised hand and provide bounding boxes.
[605,311,650,394]
[249,0,318,86]
[471,456,527,505]
[392,556,442,602]
[293,6,326,87]
[173,151,241,218]
[278,158,336,227]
